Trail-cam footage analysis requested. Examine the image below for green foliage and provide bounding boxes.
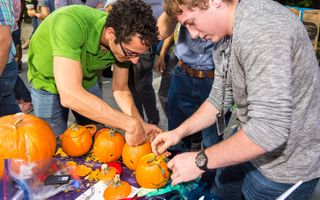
[278,0,315,8]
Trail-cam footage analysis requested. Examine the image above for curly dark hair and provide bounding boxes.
[105,0,159,47]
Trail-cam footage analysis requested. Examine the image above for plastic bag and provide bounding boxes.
[1,158,80,200]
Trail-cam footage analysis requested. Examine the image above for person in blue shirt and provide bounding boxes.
[158,12,220,152]
[0,0,20,116]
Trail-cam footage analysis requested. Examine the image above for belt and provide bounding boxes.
[178,60,214,79]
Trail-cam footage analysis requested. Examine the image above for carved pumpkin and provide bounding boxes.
[122,142,152,170]
[60,123,96,157]
[135,153,171,189]
[103,175,132,200]
[93,128,125,163]
[0,113,56,178]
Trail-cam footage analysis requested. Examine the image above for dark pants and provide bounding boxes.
[128,47,159,125]
[168,66,220,150]
[15,76,31,102]
[0,61,20,116]
[158,55,177,117]
[213,162,319,200]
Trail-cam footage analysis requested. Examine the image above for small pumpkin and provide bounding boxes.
[0,113,56,178]
[135,153,171,189]
[60,123,96,157]
[93,128,125,163]
[103,175,132,200]
[122,142,152,170]
[98,163,116,182]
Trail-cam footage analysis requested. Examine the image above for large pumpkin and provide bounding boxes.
[135,153,171,189]
[103,175,132,200]
[93,128,125,163]
[0,113,56,178]
[60,123,96,157]
[122,142,152,170]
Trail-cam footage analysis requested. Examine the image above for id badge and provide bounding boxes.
[216,110,226,136]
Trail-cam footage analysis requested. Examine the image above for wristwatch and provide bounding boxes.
[195,149,209,171]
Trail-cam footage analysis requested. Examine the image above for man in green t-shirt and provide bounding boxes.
[27,0,160,146]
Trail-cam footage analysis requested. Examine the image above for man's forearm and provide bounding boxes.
[113,89,145,123]
[159,35,174,57]
[0,26,12,76]
[157,12,177,40]
[206,128,267,169]
[60,86,140,134]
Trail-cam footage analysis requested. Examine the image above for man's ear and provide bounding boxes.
[105,27,116,40]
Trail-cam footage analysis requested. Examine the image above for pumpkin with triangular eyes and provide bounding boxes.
[122,141,152,170]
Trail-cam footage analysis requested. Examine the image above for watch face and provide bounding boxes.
[196,152,207,167]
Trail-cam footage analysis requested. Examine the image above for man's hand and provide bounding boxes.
[151,130,183,155]
[141,122,162,142]
[27,9,36,17]
[155,55,166,73]
[168,152,204,186]
[125,119,147,146]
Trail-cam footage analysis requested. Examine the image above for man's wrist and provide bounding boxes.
[195,149,209,171]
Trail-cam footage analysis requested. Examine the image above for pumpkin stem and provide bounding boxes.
[111,174,121,187]
[12,113,24,127]
[110,128,115,136]
[70,123,79,131]
[101,163,109,174]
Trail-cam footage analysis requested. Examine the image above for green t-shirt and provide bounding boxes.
[28,5,119,94]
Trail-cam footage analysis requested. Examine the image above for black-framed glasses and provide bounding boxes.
[119,42,151,58]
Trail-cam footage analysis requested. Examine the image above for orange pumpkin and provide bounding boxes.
[0,113,56,178]
[98,163,116,182]
[103,175,132,200]
[135,153,171,189]
[93,128,125,163]
[60,123,96,157]
[122,142,152,170]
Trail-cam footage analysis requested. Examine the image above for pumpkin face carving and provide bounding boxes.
[0,113,56,178]
[122,142,152,170]
[93,128,125,163]
[135,153,171,189]
[60,124,96,157]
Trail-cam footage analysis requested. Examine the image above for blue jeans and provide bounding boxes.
[0,61,20,116]
[31,83,102,136]
[168,66,220,150]
[213,162,319,200]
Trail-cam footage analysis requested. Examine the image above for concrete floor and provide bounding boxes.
[19,21,320,199]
